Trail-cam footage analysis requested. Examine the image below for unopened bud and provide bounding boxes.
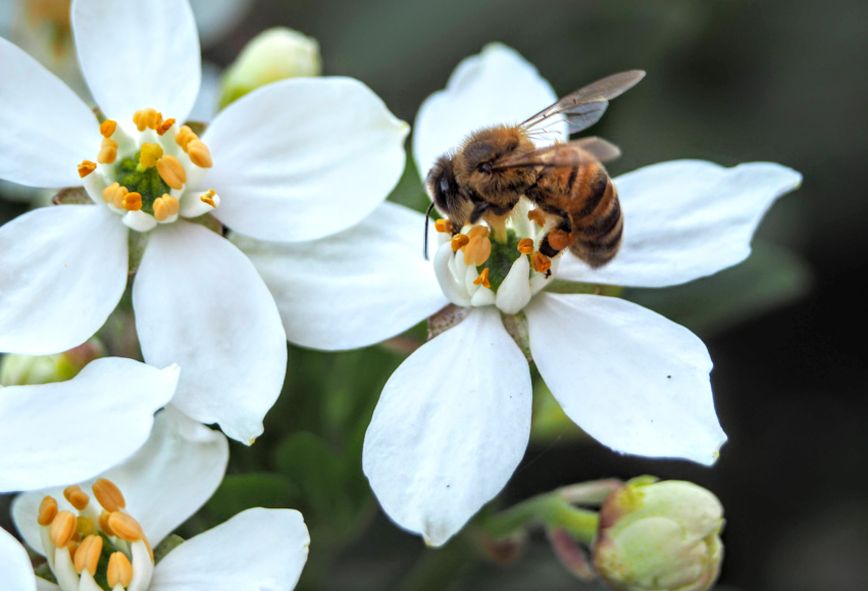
[0,339,105,386]
[219,27,321,108]
[593,477,724,591]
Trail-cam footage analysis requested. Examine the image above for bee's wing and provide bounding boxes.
[491,142,585,170]
[521,70,645,136]
[574,136,621,162]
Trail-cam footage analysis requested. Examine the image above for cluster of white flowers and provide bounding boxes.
[0,0,800,588]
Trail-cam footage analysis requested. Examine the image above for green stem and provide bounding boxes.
[395,535,475,591]
[480,494,599,546]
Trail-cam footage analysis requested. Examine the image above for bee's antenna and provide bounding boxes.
[423,201,436,260]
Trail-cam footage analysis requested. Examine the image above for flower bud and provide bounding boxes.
[219,27,321,108]
[0,339,105,386]
[593,477,724,591]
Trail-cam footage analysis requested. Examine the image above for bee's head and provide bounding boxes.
[427,154,472,228]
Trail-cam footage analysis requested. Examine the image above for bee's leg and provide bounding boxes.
[468,201,489,224]
[539,214,573,258]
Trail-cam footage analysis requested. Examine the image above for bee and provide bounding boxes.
[425,70,645,269]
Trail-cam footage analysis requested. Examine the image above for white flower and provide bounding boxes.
[0,0,408,443]
[234,43,802,545]
[5,407,310,591]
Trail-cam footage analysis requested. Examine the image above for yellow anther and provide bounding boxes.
[93,478,126,512]
[38,496,58,526]
[139,142,164,169]
[73,535,102,575]
[450,234,469,252]
[473,267,491,289]
[123,192,143,211]
[175,125,198,150]
[199,189,217,208]
[153,194,180,221]
[107,551,134,588]
[103,182,129,209]
[50,511,77,548]
[99,119,117,138]
[157,117,176,136]
[517,237,534,255]
[98,137,118,164]
[76,516,97,537]
[107,512,144,542]
[527,208,546,227]
[156,155,186,189]
[531,252,552,274]
[434,218,452,234]
[186,139,213,168]
[77,160,96,178]
[99,511,116,537]
[463,227,491,266]
[63,486,89,511]
[133,108,163,131]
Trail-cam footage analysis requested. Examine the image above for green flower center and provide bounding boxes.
[479,229,522,291]
[116,151,171,215]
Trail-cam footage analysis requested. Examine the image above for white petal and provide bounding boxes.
[133,222,286,444]
[413,43,564,181]
[233,202,448,350]
[0,527,36,591]
[200,77,408,242]
[495,255,532,314]
[72,0,201,123]
[12,406,227,551]
[0,37,96,188]
[150,508,309,591]
[0,205,128,355]
[434,241,471,307]
[0,358,179,492]
[363,308,532,546]
[557,161,803,288]
[525,293,726,465]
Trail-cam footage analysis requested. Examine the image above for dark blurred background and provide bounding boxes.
[3,1,867,590]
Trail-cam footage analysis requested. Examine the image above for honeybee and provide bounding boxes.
[425,70,645,268]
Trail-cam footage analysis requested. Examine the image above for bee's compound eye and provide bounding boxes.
[480,162,493,174]
[439,177,451,194]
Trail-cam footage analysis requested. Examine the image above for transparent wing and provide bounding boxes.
[492,142,585,170]
[574,136,621,162]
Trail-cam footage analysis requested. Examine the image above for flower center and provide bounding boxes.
[77,108,220,233]
[36,479,154,591]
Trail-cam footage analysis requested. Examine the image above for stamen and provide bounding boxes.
[49,511,77,547]
[473,268,492,289]
[463,227,492,266]
[77,160,97,178]
[76,516,97,537]
[99,511,116,537]
[175,125,197,150]
[103,182,129,209]
[63,486,89,511]
[156,155,186,189]
[107,512,144,542]
[38,496,58,526]
[199,189,217,208]
[157,117,176,136]
[122,192,143,211]
[99,119,117,138]
[98,137,118,164]
[187,139,213,168]
[153,194,181,221]
[531,252,552,274]
[93,478,126,512]
[517,238,534,255]
[527,208,546,226]
[139,143,164,170]
[107,551,133,588]
[547,229,571,251]
[451,234,469,252]
[73,534,102,575]
[133,108,163,132]
[434,219,452,233]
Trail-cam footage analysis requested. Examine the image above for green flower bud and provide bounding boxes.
[593,477,724,591]
[0,340,105,386]
[219,27,321,108]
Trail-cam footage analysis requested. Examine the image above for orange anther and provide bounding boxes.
[99,119,117,138]
[99,511,115,536]
[133,108,162,131]
[107,512,144,542]
[107,552,133,588]
[451,234,469,252]
[156,155,186,189]
[473,267,491,289]
[49,511,77,547]
[463,229,492,266]
[73,535,102,575]
[199,189,217,208]
[547,229,572,251]
[63,486,89,511]
[103,182,129,209]
[531,252,552,274]
[434,218,452,234]
[157,117,176,136]
[153,194,180,221]
[186,139,212,168]
[122,192,143,211]
[517,237,534,255]
[527,208,546,226]
[98,137,118,164]
[77,160,97,178]
[92,478,126,512]
[175,125,198,150]
[37,496,58,526]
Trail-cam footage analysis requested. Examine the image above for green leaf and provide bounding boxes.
[203,472,296,523]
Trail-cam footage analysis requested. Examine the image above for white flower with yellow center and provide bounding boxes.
[0,0,408,443]
[3,408,310,591]
[233,43,802,545]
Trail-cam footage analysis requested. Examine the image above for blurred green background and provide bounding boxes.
[2,0,867,590]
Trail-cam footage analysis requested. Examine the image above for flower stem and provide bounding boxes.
[480,493,600,546]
